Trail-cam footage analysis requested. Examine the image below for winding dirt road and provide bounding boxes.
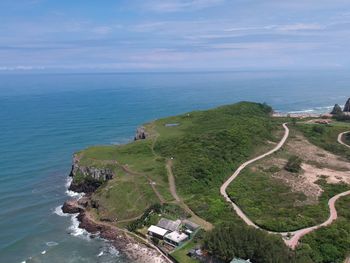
[338,131,350,148]
[220,124,350,249]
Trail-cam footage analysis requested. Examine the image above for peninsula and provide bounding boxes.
[63,101,350,263]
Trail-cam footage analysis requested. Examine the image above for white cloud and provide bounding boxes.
[277,23,325,31]
[144,0,224,12]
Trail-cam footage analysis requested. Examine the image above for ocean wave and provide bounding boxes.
[68,214,91,240]
[97,243,120,259]
[280,105,341,114]
[65,177,84,199]
[53,205,69,217]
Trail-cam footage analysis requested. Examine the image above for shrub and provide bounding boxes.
[285,155,302,173]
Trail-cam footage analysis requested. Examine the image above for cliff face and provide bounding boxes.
[134,126,147,140]
[343,98,350,112]
[69,155,114,193]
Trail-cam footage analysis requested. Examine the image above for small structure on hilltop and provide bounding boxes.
[343,98,350,112]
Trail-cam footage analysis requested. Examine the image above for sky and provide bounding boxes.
[0,0,350,72]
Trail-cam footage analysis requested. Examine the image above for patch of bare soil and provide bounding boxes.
[255,133,350,205]
[286,134,350,171]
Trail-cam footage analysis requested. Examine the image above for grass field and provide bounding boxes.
[74,102,279,224]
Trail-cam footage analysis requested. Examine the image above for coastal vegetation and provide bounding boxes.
[69,102,350,262]
[297,195,350,263]
[73,102,279,225]
[297,122,350,160]
[203,223,294,263]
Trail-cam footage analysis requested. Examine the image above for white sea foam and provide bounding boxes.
[46,241,59,247]
[68,214,91,240]
[285,105,341,115]
[53,205,69,217]
[65,177,85,199]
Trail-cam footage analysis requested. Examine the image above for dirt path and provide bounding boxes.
[220,123,289,229]
[120,164,166,204]
[166,160,213,231]
[220,123,350,249]
[338,131,350,148]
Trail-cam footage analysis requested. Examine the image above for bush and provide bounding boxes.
[312,125,326,134]
[285,155,302,173]
[203,222,295,263]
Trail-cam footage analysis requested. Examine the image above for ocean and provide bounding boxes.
[0,71,349,263]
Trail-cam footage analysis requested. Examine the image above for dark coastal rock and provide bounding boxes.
[331,104,343,115]
[62,200,84,214]
[134,126,147,140]
[344,98,350,112]
[68,154,114,193]
[69,179,102,193]
[70,155,114,181]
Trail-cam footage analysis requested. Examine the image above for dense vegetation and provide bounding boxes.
[76,102,278,224]
[297,195,350,263]
[73,103,350,262]
[227,167,350,231]
[284,155,302,173]
[203,223,294,263]
[153,102,278,223]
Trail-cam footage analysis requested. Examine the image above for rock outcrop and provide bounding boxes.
[134,126,147,140]
[69,154,114,193]
[331,104,342,115]
[344,98,350,112]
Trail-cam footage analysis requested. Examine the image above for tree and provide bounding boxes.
[285,155,302,173]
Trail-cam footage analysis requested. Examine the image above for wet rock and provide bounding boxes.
[62,200,83,214]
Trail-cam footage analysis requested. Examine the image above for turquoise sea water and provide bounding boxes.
[0,71,349,263]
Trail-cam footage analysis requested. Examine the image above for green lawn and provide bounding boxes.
[171,240,199,263]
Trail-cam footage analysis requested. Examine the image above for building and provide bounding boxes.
[157,218,181,232]
[164,231,189,247]
[147,225,168,239]
[182,219,199,231]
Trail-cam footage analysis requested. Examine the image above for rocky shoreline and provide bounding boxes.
[62,198,167,263]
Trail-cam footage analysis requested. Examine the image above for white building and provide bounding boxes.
[164,231,189,247]
[147,225,168,239]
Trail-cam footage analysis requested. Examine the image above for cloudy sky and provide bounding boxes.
[1,0,350,72]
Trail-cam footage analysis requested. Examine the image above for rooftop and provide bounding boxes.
[157,218,181,232]
[164,231,188,243]
[148,225,168,237]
